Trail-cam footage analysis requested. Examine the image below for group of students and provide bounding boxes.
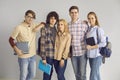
[9,5,106,80]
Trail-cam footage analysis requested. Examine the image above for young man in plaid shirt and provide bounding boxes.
[68,6,88,80]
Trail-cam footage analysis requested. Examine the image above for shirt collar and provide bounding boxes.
[21,21,31,27]
[58,32,66,37]
[90,25,98,29]
[71,18,81,24]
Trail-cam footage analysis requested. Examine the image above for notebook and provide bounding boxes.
[86,37,96,46]
[38,60,52,75]
[14,42,29,55]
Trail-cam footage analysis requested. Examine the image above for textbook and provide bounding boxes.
[86,37,96,46]
[38,60,52,75]
[14,42,29,55]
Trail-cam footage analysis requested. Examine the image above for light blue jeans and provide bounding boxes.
[18,55,36,80]
[89,56,102,80]
[71,54,87,80]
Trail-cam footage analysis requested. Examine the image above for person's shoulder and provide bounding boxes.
[68,21,72,25]
[41,27,46,31]
[97,26,103,30]
[97,26,105,33]
[41,25,48,31]
[77,19,88,26]
[14,23,23,30]
[66,33,71,38]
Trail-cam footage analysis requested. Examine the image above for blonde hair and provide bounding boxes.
[87,12,100,26]
[57,19,70,33]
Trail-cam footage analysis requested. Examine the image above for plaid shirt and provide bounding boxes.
[68,18,88,56]
[40,24,57,60]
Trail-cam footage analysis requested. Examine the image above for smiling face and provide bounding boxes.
[87,12,99,27]
[88,14,96,26]
[25,13,34,24]
[69,9,79,21]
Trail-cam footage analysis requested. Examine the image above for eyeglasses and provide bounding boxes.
[26,16,34,19]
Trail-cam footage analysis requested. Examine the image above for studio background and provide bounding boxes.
[0,0,120,80]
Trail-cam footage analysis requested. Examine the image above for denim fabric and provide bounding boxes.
[43,57,54,80]
[18,55,36,80]
[54,60,67,80]
[71,54,87,80]
[89,56,102,80]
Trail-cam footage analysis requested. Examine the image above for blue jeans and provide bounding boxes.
[43,57,54,80]
[89,56,102,80]
[71,54,87,80]
[18,55,36,80]
[54,60,67,80]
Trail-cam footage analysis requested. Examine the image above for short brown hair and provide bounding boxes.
[25,10,36,19]
[69,6,79,12]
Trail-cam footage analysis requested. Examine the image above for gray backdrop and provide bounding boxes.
[0,0,120,80]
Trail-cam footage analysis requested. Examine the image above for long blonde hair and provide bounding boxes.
[57,19,70,33]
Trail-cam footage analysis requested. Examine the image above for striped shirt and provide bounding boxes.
[68,18,88,56]
[40,24,57,60]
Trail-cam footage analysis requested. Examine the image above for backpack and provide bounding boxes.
[96,28,112,63]
[99,37,112,58]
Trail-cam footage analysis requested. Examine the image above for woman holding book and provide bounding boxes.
[86,12,106,80]
[54,19,71,80]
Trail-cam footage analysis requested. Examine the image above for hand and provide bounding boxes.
[14,46,23,56]
[42,60,47,65]
[40,22,45,27]
[60,60,64,67]
[86,45,92,50]
[32,22,45,32]
[83,20,88,25]
[17,50,24,56]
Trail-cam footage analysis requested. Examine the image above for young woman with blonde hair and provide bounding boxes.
[54,19,71,80]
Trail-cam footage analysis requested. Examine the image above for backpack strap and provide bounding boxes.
[96,28,106,64]
[96,28,100,44]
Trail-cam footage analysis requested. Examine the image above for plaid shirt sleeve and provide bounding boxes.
[40,28,46,60]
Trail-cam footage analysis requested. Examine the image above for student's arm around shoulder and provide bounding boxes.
[32,22,45,32]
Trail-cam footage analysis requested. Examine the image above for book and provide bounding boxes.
[86,37,95,46]
[38,60,52,75]
[14,42,29,55]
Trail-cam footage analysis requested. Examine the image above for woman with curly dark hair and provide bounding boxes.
[40,11,59,80]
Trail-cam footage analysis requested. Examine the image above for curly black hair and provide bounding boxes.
[46,11,59,25]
